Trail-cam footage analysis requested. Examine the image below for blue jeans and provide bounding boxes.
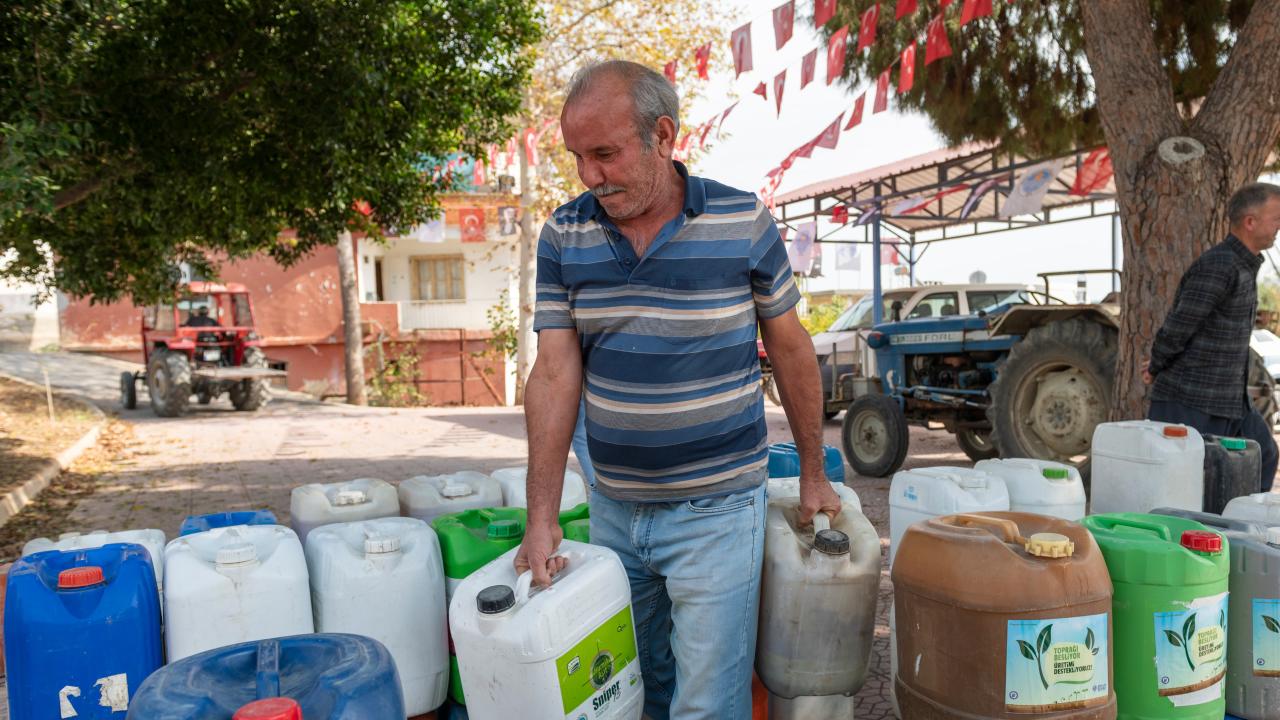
[572,395,597,487]
[588,483,766,720]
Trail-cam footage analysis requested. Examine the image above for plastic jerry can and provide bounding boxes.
[305,517,449,716]
[163,525,313,662]
[127,633,403,719]
[756,496,880,699]
[559,503,591,544]
[893,513,1115,719]
[1224,492,1280,526]
[1202,436,1262,515]
[889,466,1010,567]
[290,478,399,544]
[6,544,163,720]
[400,472,504,526]
[1082,513,1230,719]
[767,442,847,484]
[766,477,863,514]
[491,467,586,511]
[179,509,278,537]
[1150,508,1280,719]
[450,540,643,719]
[974,458,1087,521]
[23,529,167,597]
[1090,421,1205,515]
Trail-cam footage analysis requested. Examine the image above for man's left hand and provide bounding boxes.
[797,473,843,525]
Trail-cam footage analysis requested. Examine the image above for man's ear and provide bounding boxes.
[654,116,678,159]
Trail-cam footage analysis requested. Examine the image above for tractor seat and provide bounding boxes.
[940,304,959,316]
[913,305,933,318]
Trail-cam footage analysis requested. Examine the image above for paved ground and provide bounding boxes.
[0,350,974,718]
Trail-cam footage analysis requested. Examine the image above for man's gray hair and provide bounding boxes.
[1228,182,1280,226]
[565,60,680,150]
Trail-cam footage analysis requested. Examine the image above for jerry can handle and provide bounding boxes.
[514,570,534,604]
[949,514,1027,544]
[812,512,832,533]
[1090,515,1173,540]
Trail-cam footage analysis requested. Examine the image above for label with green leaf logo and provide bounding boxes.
[1153,592,1228,697]
[1254,598,1280,677]
[1005,614,1109,713]
[556,605,641,717]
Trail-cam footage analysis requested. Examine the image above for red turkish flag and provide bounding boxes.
[960,0,992,25]
[925,14,953,65]
[504,138,516,166]
[472,160,486,187]
[774,70,787,116]
[814,0,836,27]
[664,60,677,84]
[773,1,795,50]
[459,208,485,243]
[896,0,918,19]
[826,25,850,85]
[1070,148,1114,196]
[800,48,817,88]
[753,81,768,100]
[699,120,715,148]
[881,239,900,266]
[832,205,849,224]
[844,92,866,129]
[898,43,916,93]
[731,23,754,77]
[487,144,498,170]
[523,127,539,165]
[812,113,844,149]
[873,68,891,113]
[694,43,712,80]
[856,4,879,53]
[717,101,738,136]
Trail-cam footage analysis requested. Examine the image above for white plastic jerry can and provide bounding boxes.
[289,478,400,543]
[450,540,643,719]
[163,525,314,662]
[23,528,168,594]
[491,467,587,511]
[973,458,1087,521]
[398,471,504,525]
[1223,491,1280,526]
[1090,420,1204,514]
[888,466,1009,567]
[305,517,449,716]
[766,477,863,514]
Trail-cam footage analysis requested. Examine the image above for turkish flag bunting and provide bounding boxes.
[473,160,486,187]
[523,128,539,166]
[718,101,739,136]
[1070,148,1114,196]
[896,0,917,19]
[960,0,992,25]
[753,81,768,100]
[856,4,879,53]
[899,43,916,93]
[487,144,497,170]
[832,205,849,224]
[801,49,817,88]
[925,14,953,65]
[505,138,516,167]
[699,120,715,148]
[731,23,754,77]
[873,68,891,112]
[774,70,787,116]
[827,25,850,85]
[812,113,844,149]
[814,0,836,27]
[694,43,712,80]
[844,92,866,129]
[664,60,677,84]
[773,1,796,49]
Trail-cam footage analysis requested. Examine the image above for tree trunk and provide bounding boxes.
[1081,0,1280,421]
[335,230,368,405]
[515,118,538,404]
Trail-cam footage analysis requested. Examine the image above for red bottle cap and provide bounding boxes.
[57,566,104,589]
[1181,530,1223,554]
[233,699,302,720]
[1163,426,1188,438]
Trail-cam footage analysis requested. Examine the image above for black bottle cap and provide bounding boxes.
[477,584,516,614]
[814,528,850,555]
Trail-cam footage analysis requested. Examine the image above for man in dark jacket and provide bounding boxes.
[1144,182,1280,491]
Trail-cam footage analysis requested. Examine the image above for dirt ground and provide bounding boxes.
[0,378,99,499]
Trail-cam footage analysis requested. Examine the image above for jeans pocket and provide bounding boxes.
[684,488,757,514]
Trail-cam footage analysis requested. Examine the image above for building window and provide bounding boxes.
[411,256,465,301]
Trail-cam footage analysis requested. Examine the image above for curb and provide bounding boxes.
[0,371,108,530]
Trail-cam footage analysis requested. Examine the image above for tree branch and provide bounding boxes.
[52,160,142,211]
[548,0,628,41]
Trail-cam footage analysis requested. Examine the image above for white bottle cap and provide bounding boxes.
[441,483,475,499]
[334,489,368,506]
[216,542,258,566]
[364,534,402,555]
[958,476,987,489]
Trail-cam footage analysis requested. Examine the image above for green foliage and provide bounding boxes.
[799,294,852,335]
[0,0,541,303]
[825,0,1260,157]
[367,340,426,407]
[1258,280,1280,313]
[484,289,519,362]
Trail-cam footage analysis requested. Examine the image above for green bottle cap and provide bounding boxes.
[487,518,523,539]
[1219,437,1248,451]
[1042,467,1070,480]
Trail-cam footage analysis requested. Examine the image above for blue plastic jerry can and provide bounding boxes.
[178,509,278,536]
[5,543,163,719]
[767,442,847,483]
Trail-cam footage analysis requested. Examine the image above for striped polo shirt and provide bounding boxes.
[534,163,800,502]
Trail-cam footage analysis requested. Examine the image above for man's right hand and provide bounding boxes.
[1141,359,1153,385]
[514,522,566,588]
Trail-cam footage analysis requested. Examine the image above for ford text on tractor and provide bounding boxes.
[120,283,286,417]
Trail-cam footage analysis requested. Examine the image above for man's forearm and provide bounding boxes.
[770,343,825,477]
[524,361,581,527]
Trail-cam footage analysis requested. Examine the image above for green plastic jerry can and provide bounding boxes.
[559,502,590,543]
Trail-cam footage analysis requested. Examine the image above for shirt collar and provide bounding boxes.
[587,161,706,222]
[1225,233,1264,270]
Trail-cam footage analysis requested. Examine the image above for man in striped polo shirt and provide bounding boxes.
[514,60,838,720]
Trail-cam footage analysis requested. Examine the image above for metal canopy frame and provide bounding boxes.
[771,143,1120,323]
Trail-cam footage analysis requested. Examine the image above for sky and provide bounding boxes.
[684,0,1279,302]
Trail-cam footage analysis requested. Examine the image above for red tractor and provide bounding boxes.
[120,282,286,417]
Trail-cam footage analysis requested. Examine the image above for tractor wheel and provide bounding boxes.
[842,394,909,478]
[956,427,999,462]
[987,317,1117,484]
[119,372,137,410]
[196,389,213,405]
[1248,348,1276,428]
[230,346,270,412]
[147,350,192,417]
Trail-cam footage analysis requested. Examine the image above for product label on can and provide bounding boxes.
[557,605,641,718]
[1253,598,1280,677]
[1005,613,1109,713]
[1153,591,1228,698]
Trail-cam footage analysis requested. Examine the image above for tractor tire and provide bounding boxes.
[842,394,909,478]
[120,372,137,410]
[230,346,270,412]
[1248,348,1276,428]
[147,350,192,418]
[956,427,999,462]
[197,389,213,405]
[987,317,1117,484]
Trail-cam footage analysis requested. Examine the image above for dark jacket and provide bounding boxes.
[1150,234,1263,419]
